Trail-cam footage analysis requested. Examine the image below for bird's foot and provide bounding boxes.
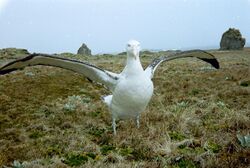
[136,116,140,128]
[112,118,117,135]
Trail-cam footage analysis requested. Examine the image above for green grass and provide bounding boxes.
[0,48,250,167]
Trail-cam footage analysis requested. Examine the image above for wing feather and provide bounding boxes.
[145,50,219,79]
[0,53,119,91]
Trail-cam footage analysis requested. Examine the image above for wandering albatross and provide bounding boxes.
[0,40,219,135]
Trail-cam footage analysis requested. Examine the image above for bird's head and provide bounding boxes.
[126,40,140,59]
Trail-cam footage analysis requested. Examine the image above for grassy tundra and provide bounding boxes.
[0,48,249,167]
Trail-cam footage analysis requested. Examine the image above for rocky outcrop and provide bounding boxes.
[220,28,246,50]
[77,43,91,55]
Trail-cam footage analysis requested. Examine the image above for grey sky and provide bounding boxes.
[0,0,249,54]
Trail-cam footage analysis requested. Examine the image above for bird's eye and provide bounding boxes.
[127,44,131,47]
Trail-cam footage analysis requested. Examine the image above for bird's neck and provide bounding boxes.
[123,54,143,75]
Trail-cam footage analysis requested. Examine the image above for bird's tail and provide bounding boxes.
[101,95,113,107]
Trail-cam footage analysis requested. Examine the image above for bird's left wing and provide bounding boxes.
[144,50,220,79]
[0,53,119,91]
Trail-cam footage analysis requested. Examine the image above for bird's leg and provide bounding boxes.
[112,118,117,135]
[136,115,140,128]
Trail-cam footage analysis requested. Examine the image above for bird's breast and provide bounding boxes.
[111,75,153,119]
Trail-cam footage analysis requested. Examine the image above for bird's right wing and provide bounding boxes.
[0,53,119,91]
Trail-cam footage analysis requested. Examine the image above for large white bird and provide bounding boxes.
[0,40,219,134]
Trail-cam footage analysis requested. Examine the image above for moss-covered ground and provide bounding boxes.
[0,49,249,167]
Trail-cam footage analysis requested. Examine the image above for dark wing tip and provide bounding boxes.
[186,50,219,69]
[0,53,38,75]
[0,68,18,75]
[200,58,220,69]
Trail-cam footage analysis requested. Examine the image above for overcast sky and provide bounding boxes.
[0,0,249,54]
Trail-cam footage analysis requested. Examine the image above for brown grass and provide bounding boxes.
[0,49,250,167]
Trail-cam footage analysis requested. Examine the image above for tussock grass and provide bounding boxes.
[0,49,250,167]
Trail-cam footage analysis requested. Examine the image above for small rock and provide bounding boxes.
[77,43,91,55]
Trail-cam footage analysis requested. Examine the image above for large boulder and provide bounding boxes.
[77,43,91,55]
[220,28,246,50]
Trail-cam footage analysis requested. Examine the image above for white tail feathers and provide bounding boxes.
[102,95,113,107]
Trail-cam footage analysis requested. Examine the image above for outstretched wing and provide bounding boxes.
[0,53,119,91]
[144,50,219,79]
